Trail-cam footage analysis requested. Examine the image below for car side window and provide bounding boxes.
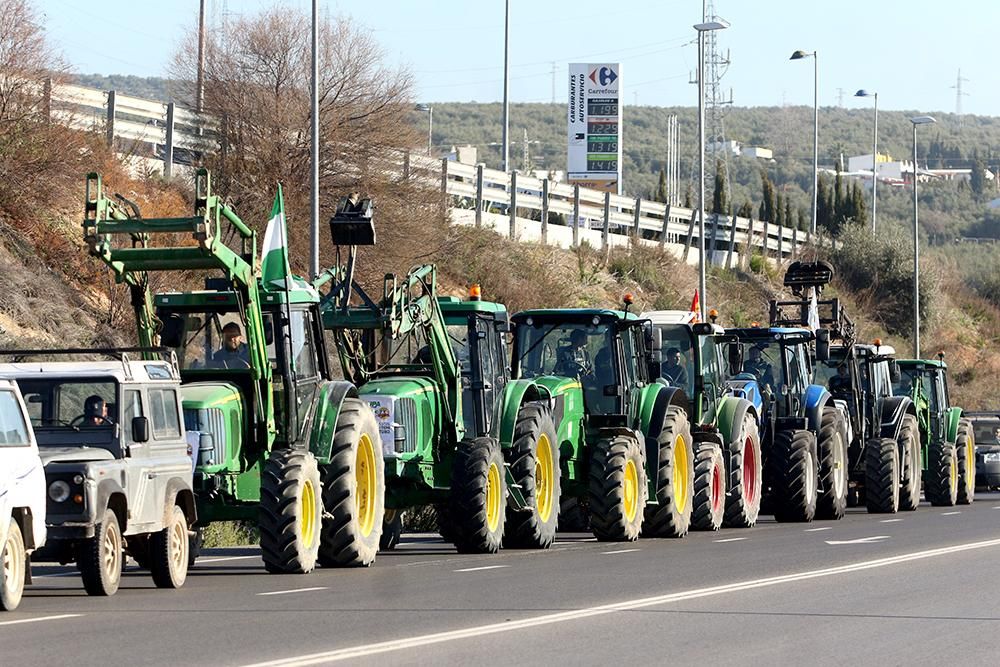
[149,388,181,439]
[0,390,30,446]
[122,390,144,444]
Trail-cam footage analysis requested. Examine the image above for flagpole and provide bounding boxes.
[309,0,320,279]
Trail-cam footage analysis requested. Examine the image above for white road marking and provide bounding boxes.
[880,519,903,523]
[825,535,890,545]
[239,536,1000,667]
[453,565,509,573]
[942,511,962,516]
[713,537,747,543]
[197,555,262,564]
[804,527,832,532]
[0,614,81,627]
[256,587,328,597]
[993,506,1000,509]
[601,548,640,555]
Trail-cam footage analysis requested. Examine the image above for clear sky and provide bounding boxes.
[41,0,997,115]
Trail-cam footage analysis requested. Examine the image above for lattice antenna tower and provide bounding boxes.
[951,68,969,128]
[704,0,733,210]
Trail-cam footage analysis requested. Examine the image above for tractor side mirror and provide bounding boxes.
[648,326,663,363]
[495,311,510,333]
[889,360,901,383]
[131,416,150,444]
[815,329,831,362]
[727,343,743,376]
[159,315,185,349]
[603,384,623,397]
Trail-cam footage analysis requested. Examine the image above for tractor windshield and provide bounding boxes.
[970,416,1000,445]
[17,378,118,446]
[158,310,277,371]
[653,324,695,395]
[737,339,779,392]
[517,320,616,411]
[895,366,933,405]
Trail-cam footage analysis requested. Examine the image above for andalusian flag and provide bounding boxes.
[261,184,292,291]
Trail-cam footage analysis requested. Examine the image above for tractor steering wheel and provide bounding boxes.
[70,414,112,427]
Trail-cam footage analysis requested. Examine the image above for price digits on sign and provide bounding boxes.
[587,121,618,135]
[587,102,618,116]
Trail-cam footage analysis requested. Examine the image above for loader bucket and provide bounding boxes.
[329,196,376,246]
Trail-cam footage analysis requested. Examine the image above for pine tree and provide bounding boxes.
[683,185,693,208]
[834,162,844,226]
[816,175,831,231]
[655,168,668,203]
[798,207,808,231]
[784,197,793,231]
[738,200,754,218]
[712,160,728,214]
[971,157,987,200]
[852,182,868,228]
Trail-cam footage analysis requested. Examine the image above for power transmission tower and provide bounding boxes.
[703,0,733,211]
[951,68,969,127]
[551,62,556,105]
[836,87,845,107]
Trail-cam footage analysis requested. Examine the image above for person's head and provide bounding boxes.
[748,346,762,362]
[837,364,849,377]
[569,329,588,349]
[222,322,244,351]
[84,395,107,423]
[664,347,682,367]
[994,426,1000,443]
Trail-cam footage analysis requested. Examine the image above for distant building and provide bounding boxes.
[448,145,478,165]
[709,139,741,156]
[741,146,773,160]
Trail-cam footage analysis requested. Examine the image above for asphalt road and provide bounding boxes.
[6,495,1000,666]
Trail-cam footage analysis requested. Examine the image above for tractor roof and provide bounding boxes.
[0,360,179,384]
[641,310,698,325]
[156,282,319,308]
[727,326,813,342]
[437,296,506,315]
[897,358,948,370]
[512,308,637,323]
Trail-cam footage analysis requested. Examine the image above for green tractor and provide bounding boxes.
[317,198,559,552]
[894,356,975,506]
[84,169,382,573]
[509,303,694,541]
[642,310,763,531]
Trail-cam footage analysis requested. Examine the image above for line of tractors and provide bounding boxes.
[0,169,976,610]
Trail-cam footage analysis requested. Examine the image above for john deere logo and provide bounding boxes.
[589,66,617,86]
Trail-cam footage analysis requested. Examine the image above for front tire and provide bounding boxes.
[769,429,818,523]
[504,403,560,549]
[926,440,958,507]
[865,437,900,514]
[642,406,694,538]
[898,415,921,511]
[724,412,762,528]
[318,398,385,567]
[259,449,322,574]
[691,443,726,531]
[589,434,647,541]
[816,408,848,520]
[0,520,26,611]
[450,438,506,554]
[78,509,123,596]
[957,420,975,505]
[150,505,190,589]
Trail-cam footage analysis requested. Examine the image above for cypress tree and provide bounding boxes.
[655,168,668,203]
[712,160,728,214]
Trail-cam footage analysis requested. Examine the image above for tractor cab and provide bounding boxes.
[728,327,815,424]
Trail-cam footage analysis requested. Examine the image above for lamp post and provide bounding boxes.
[790,50,818,235]
[501,0,510,172]
[309,0,319,279]
[855,90,878,236]
[694,18,730,322]
[910,115,936,358]
[415,104,433,155]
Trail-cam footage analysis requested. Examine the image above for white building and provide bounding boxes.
[741,146,773,160]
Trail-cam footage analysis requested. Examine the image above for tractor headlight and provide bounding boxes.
[48,480,71,503]
[983,452,1000,463]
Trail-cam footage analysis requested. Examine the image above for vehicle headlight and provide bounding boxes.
[983,452,1000,463]
[48,480,71,503]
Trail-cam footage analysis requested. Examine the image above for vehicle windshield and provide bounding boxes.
[159,310,276,371]
[16,377,118,445]
[970,417,1000,446]
[517,320,617,412]
[0,389,31,446]
[735,337,780,392]
[654,324,695,395]
[815,354,851,396]
[895,367,933,404]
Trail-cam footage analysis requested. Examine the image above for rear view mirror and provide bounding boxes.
[815,329,830,362]
[495,311,510,333]
[159,315,185,348]
[890,360,901,383]
[692,323,714,336]
[649,326,663,362]
[131,416,149,444]
[727,343,743,376]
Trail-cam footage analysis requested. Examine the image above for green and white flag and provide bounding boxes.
[261,184,292,291]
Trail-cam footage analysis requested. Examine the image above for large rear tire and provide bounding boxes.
[723,412,762,528]
[318,398,385,567]
[259,449,322,574]
[450,438,506,554]
[898,415,921,511]
[0,520,26,611]
[589,434,647,541]
[380,510,403,551]
[150,505,190,589]
[78,508,123,596]
[691,442,726,531]
[769,429,818,523]
[642,406,694,538]
[926,440,958,507]
[957,419,975,505]
[865,437,900,514]
[504,403,560,549]
[816,407,848,520]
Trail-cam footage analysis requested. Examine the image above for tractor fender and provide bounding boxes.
[803,384,832,433]
[162,477,197,527]
[723,377,764,414]
[717,396,757,448]
[878,395,915,441]
[498,379,553,449]
[946,406,964,444]
[308,380,360,464]
[639,384,689,438]
[96,478,128,533]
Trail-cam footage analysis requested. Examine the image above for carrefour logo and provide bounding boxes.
[589,66,618,86]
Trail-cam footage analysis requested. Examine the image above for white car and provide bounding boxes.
[0,379,45,611]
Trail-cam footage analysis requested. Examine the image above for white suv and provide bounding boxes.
[0,380,45,611]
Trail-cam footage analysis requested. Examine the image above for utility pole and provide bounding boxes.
[522,128,530,172]
[836,87,845,107]
[196,0,206,112]
[551,62,556,105]
[309,0,319,279]
[501,0,510,172]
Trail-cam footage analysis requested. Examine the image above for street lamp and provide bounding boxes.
[415,104,433,156]
[910,115,936,358]
[855,90,878,236]
[694,18,730,322]
[790,49,818,235]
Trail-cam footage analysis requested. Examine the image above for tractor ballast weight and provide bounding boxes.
[84,170,382,573]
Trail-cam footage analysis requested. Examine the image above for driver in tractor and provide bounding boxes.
[743,344,775,390]
[210,322,251,369]
[661,347,688,388]
[554,329,592,378]
[828,363,852,396]
[80,395,113,427]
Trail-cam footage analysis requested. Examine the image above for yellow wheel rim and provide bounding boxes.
[356,434,377,538]
[966,439,976,494]
[672,434,690,513]
[486,462,502,532]
[623,458,639,523]
[535,434,555,523]
[301,478,317,548]
[949,452,958,496]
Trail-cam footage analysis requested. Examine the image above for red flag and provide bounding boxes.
[690,290,700,323]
